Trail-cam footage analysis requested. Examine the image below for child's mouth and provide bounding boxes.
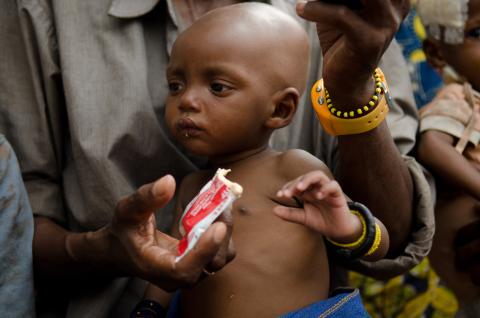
[177,117,202,137]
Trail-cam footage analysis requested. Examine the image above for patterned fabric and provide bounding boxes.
[350,258,458,318]
[395,8,443,108]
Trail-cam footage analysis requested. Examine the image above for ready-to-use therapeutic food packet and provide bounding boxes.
[176,169,243,262]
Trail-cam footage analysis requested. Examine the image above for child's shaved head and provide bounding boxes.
[166,3,311,157]
[172,2,310,94]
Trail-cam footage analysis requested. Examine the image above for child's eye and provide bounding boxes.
[168,82,183,94]
[210,82,232,94]
[466,27,480,39]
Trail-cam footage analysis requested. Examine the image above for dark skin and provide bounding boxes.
[298,0,413,256]
[147,8,389,316]
[168,154,388,317]
[418,84,480,201]
[34,175,234,293]
[33,0,411,294]
[175,0,412,254]
[419,0,480,290]
[167,153,343,317]
[418,106,480,303]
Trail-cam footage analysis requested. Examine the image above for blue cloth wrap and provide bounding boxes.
[166,288,369,318]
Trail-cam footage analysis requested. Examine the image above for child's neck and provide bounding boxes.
[208,145,274,168]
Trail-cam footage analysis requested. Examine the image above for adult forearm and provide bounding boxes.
[337,122,413,256]
[33,176,234,293]
[33,217,119,287]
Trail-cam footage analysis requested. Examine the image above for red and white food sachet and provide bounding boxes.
[176,169,243,262]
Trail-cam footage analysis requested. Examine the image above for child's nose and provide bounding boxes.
[179,89,202,113]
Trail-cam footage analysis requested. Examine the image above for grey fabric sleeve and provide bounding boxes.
[346,156,435,279]
[379,39,419,155]
[0,0,66,224]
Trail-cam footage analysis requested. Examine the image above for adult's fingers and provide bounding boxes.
[296,1,366,39]
[363,0,409,26]
[387,0,411,25]
[141,232,179,277]
[206,207,235,272]
[115,175,176,225]
[175,222,228,278]
[205,238,236,273]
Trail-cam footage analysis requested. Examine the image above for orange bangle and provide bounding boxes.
[311,68,390,136]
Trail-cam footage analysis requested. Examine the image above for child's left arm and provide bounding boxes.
[274,170,389,261]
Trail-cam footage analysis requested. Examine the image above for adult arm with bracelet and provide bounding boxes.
[297,0,413,257]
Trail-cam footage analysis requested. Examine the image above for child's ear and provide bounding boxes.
[264,87,299,129]
[423,38,447,71]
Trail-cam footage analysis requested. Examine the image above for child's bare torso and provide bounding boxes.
[177,149,330,318]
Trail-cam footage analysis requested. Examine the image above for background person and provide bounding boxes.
[417,0,480,316]
[0,134,35,318]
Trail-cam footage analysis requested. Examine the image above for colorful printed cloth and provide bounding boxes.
[350,258,458,318]
[395,8,443,108]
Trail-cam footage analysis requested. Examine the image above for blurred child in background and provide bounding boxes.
[417,0,480,316]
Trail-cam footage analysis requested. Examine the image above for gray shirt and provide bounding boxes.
[0,0,433,317]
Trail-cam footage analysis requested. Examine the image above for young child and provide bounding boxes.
[136,3,390,317]
[417,0,480,315]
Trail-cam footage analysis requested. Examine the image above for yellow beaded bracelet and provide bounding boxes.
[364,223,382,256]
[311,68,390,136]
[326,210,367,249]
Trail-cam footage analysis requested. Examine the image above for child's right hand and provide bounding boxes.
[274,170,363,244]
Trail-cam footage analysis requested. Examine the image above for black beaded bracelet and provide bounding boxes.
[325,201,377,261]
